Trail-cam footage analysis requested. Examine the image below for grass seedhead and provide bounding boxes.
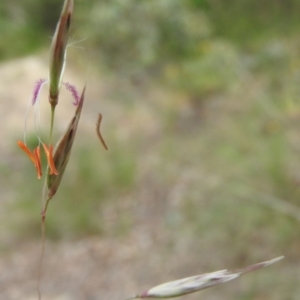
[49,0,73,108]
[129,256,284,299]
[47,85,86,199]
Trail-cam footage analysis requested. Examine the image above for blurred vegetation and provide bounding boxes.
[2,0,300,107]
[1,1,300,297]
[1,0,300,272]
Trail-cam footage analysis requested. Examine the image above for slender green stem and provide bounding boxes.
[43,197,52,217]
[37,209,47,300]
[50,105,56,144]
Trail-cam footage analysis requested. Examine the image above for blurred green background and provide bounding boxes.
[1,0,300,299]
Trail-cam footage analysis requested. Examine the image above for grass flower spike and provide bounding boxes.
[49,0,73,108]
[48,0,73,140]
[16,1,100,298]
[18,0,78,182]
[47,85,86,199]
[17,0,83,213]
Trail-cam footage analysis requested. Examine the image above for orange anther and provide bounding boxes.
[42,143,59,175]
[17,141,43,179]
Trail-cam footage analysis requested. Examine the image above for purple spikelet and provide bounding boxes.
[32,79,47,105]
[63,82,80,106]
